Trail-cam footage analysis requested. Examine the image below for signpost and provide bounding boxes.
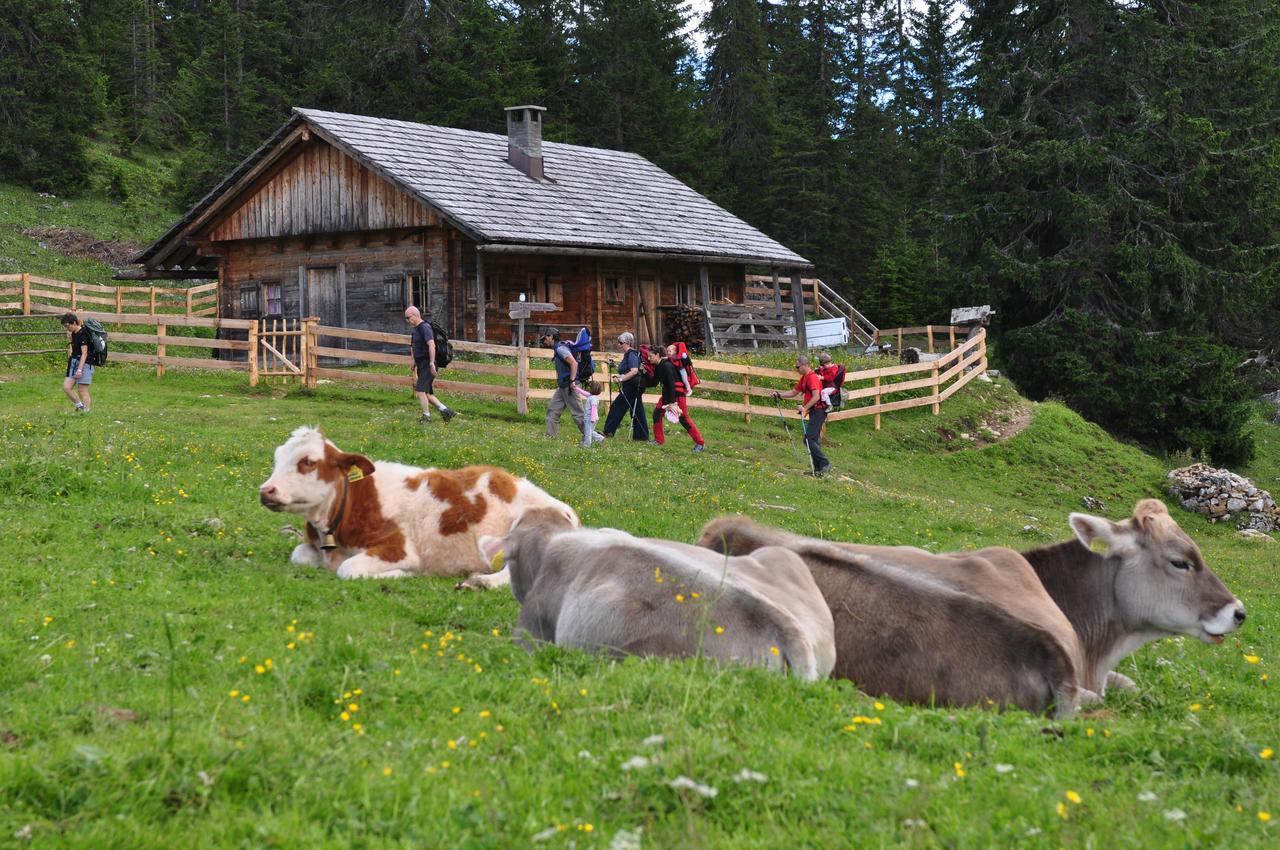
[510,301,557,415]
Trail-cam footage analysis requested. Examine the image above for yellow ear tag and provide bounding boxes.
[489,550,505,572]
[347,468,365,482]
[1089,538,1110,555]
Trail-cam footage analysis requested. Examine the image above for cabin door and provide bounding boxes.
[636,277,660,345]
[305,267,342,327]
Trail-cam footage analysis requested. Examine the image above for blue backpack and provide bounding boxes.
[569,327,594,386]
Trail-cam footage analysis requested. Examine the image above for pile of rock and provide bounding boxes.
[1167,463,1280,532]
[1263,389,1280,424]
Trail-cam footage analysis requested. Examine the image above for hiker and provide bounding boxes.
[573,380,607,447]
[405,306,456,423]
[60,312,93,413]
[773,356,831,476]
[650,343,705,452]
[542,327,587,439]
[602,332,648,441]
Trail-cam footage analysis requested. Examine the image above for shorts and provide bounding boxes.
[413,360,435,393]
[67,358,94,385]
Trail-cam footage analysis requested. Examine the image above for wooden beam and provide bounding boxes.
[699,265,714,353]
[476,250,486,343]
[790,270,807,350]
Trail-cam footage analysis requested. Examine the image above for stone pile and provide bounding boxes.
[1167,463,1280,533]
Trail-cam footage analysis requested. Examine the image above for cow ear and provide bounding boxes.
[335,451,375,478]
[1069,512,1120,552]
[477,534,505,569]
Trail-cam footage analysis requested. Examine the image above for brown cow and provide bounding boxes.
[698,516,1086,715]
[480,509,837,680]
[698,499,1246,714]
[258,426,578,582]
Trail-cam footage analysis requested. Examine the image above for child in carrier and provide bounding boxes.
[817,352,845,408]
[573,380,606,447]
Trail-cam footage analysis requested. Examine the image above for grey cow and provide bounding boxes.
[479,509,836,680]
[698,499,1245,716]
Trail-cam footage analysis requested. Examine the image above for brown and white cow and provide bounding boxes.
[698,499,1245,715]
[479,509,837,680]
[258,426,579,582]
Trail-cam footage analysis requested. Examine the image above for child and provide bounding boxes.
[573,380,606,447]
[817,352,843,408]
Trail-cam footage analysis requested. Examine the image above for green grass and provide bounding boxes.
[1,361,1277,848]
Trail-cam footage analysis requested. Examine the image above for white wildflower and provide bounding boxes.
[732,769,768,783]
[994,764,1014,774]
[532,826,560,842]
[1137,791,1159,803]
[903,819,927,828]
[621,756,651,771]
[666,775,718,798]
[1025,828,1042,837]
[1163,809,1187,822]
[904,778,919,788]
[578,750,594,760]
[642,734,665,747]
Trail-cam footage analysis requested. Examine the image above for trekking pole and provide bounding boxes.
[798,410,817,476]
[772,395,807,468]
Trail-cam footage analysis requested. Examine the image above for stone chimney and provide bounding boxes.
[505,105,546,180]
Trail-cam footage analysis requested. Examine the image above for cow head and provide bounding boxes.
[1069,499,1245,644]
[477,507,577,601]
[258,426,375,515]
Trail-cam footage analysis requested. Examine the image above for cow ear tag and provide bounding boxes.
[489,550,505,572]
[347,467,365,483]
[1089,538,1110,555]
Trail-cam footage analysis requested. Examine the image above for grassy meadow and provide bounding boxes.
[0,354,1277,849]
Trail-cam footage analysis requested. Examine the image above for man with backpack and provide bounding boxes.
[405,306,457,423]
[60,312,95,413]
[772,355,831,477]
[601,331,648,442]
[541,327,589,441]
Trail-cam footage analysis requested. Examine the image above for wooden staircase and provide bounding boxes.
[739,275,879,349]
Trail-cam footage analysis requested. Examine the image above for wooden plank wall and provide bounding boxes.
[210,140,434,241]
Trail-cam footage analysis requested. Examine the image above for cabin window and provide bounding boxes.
[263,282,282,317]
[240,283,260,318]
[485,274,498,308]
[408,274,427,313]
[711,284,728,302]
[676,282,694,305]
[604,276,626,304]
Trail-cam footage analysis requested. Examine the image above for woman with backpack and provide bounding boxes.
[601,332,648,441]
[60,312,94,413]
[648,343,705,452]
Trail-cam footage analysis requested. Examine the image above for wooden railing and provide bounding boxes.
[744,274,879,347]
[0,273,218,317]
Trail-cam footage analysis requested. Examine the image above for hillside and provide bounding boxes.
[0,349,1276,847]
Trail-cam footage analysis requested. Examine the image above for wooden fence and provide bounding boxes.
[2,283,986,429]
[0,273,217,317]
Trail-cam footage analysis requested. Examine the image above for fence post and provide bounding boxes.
[517,342,529,415]
[185,288,194,317]
[115,286,123,315]
[70,282,77,311]
[304,318,317,388]
[248,321,259,387]
[156,320,166,378]
[927,325,934,353]
[896,327,903,355]
[874,375,882,431]
[149,287,156,315]
[21,273,30,315]
[743,371,751,424]
[931,361,940,415]
[949,325,956,352]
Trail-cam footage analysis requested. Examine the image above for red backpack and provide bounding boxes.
[671,341,700,390]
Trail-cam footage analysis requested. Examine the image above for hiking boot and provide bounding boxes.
[420,412,432,423]
[440,408,457,423]
[692,444,705,453]
[814,464,830,477]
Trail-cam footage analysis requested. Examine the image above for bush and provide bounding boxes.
[999,310,1255,466]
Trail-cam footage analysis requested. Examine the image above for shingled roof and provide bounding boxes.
[136,108,810,270]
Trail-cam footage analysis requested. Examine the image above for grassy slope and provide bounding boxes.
[0,361,1276,849]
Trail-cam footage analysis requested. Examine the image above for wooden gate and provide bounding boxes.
[251,318,308,386]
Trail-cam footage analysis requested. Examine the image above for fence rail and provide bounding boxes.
[0,273,217,317]
[4,277,986,431]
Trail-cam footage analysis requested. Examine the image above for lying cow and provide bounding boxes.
[479,509,836,680]
[259,426,578,582]
[698,499,1245,715]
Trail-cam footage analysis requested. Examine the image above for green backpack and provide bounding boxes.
[83,318,108,365]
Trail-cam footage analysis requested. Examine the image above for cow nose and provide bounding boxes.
[1233,607,1247,625]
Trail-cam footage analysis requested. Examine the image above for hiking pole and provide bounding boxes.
[772,395,807,469]
[798,410,817,476]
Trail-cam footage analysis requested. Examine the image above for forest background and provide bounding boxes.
[3,0,1279,464]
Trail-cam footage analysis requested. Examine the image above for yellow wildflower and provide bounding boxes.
[1261,748,1274,760]
[340,712,350,721]
[1244,654,1261,664]
[770,646,780,657]
[1259,811,1271,823]
[1066,790,1082,804]
[954,762,966,778]
[1056,802,1068,819]
[382,766,392,777]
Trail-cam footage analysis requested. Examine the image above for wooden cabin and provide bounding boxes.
[135,106,811,348]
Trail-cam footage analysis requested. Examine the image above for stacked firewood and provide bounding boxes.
[665,305,706,352]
